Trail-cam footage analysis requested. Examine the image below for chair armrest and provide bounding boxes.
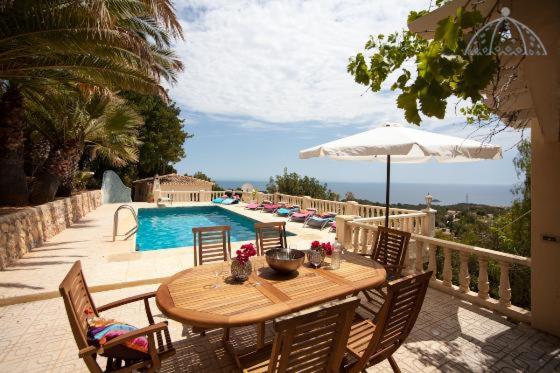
[99,322,168,352]
[97,291,156,312]
[78,345,99,358]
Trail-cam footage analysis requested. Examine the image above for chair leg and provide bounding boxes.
[388,355,401,373]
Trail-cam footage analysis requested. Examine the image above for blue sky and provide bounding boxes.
[167,0,527,186]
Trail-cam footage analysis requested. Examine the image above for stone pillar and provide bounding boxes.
[345,201,359,216]
[152,176,161,202]
[302,196,312,210]
[531,119,560,337]
[422,194,436,237]
[335,215,355,249]
[199,190,208,202]
[414,195,437,271]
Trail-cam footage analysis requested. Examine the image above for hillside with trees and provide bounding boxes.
[266,168,339,201]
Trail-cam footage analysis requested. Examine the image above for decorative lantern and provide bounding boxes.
[465,7,547,56]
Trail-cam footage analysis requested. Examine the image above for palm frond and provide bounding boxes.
[0,0,183,100]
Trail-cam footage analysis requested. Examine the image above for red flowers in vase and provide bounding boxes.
[235,243,257,265]
[310,241,333,256]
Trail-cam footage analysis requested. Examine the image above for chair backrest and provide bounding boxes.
[59,261,98,350]
[192,225,231,266]
[268,297,360,373]
[254,221,287,255]
[353,271,432,370]
[371,227,411,275]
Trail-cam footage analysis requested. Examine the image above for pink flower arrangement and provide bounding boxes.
[235,243,257,265]
[310,241,333,256]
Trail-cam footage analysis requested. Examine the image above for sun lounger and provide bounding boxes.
[289,209,316,222]
[221,198,239,205]
[246,201,259,210]
[304,212,337,229]
[262,204,280,213]
[276,206,300,217]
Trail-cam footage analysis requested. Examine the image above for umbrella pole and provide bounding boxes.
[385,155,390,227]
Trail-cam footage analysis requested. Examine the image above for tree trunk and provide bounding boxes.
[56,142,82,197]
[0,85,29,206]
[29,141,82,204]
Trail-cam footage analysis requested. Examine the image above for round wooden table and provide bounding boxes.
[156,253,386,329]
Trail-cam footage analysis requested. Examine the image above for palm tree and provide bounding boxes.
[27,91,143,204]
[0,0,183,205]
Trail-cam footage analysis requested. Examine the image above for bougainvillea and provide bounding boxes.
[235,243,257,265]
[310,241,333,256]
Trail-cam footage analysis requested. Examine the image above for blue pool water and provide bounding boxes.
[136,206,285,251]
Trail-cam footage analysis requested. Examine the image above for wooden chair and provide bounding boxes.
[237,296,360,373]
[192,225,231,337]
[345,271,432,373]
[372,226,411,278]
[192,225,231,266]
[254,221,287,255]
[59,261,175,373]
[359,227,412,320]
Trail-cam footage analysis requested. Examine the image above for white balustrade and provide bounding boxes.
[160,190,201,202]
[342,221,532,323]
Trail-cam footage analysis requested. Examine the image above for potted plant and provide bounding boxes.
[307,241,332,268]
[231,243,257,281]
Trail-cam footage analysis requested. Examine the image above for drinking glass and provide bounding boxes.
[309,250,323,269]
[252,258,263,286]
[212,263,224,288]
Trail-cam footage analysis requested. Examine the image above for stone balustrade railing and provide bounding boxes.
[275,193,305,207]
[154,190,427,222]
[353,211,427,234]
[356,204,420,219]
[414,234,531,322]
[159,190,201,202]
[338,218,531,323]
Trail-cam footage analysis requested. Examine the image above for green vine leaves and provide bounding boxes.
[348,7,498,125]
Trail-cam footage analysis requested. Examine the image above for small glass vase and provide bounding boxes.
[307,249,325,268]
[231,259,252,282]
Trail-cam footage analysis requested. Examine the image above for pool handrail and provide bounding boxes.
[113,204,138,242]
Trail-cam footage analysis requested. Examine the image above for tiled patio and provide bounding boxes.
[1,284,559,372]
[1,202,559,372]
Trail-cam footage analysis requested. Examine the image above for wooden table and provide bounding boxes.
[156,253,386,331]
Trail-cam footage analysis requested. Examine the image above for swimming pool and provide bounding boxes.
[135,206,289,251]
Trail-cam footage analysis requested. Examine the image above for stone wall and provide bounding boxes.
[0,190,102,270]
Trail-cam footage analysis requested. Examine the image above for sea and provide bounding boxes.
[216,180,515,207]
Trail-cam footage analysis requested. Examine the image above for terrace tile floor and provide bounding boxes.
[1,202,560,372]
[1,284,559,372]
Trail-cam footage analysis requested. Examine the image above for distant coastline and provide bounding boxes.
[216,180,514,207]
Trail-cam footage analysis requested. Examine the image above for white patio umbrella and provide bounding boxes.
[299,122,502,227]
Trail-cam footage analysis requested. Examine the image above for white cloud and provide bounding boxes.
[170,0,427,124]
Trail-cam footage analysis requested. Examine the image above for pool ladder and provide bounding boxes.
[113,205,138,242]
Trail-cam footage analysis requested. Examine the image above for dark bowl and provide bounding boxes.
[265,248,305,274]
